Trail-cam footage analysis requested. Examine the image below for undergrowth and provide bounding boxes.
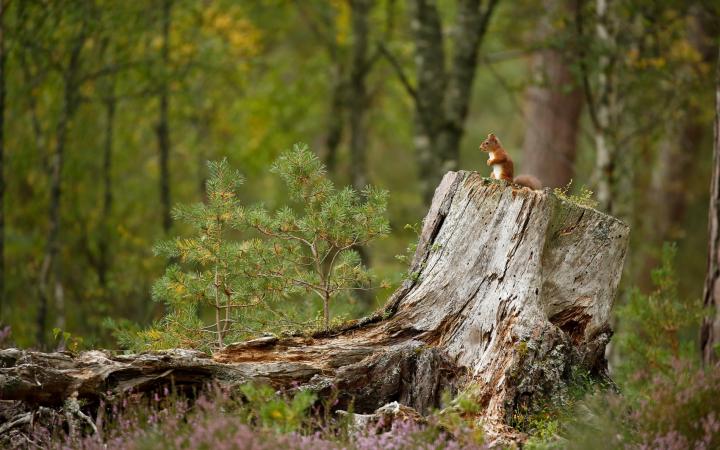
[8,383,488,450]
[553,180,598,209]
[523,242,719,449]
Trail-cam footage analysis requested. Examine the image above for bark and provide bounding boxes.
[593,0,615,214]
[592,0,632,221]
[0,171,629,436]
[0,0,5,320]
[157,0,172,234]
[410,0,448,205]
[409,0,499,205]
[348,0,371,192]
[521,0,583,189]
[324,72,344,174]
[348,0,374,287]
[97,95,115,289]
[701,46,720,365]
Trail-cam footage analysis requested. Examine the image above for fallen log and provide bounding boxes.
[0,171,629,435]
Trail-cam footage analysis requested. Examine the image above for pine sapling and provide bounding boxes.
[137,159,269,351]
[247,143,390,331]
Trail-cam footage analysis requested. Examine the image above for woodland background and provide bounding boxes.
[0,0,719,355]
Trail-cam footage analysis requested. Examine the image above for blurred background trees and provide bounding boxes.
[1,0,719,354]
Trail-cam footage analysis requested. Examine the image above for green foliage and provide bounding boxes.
[615,242,705,389]
[238,383,317,433]
[538,359,720,450]
[102,318,142,351]
[51,327,85,353]
[246,143,390,331]
[553,181,598,209]
[432,389,486,446]
[515,368,609,447]
[122,146,389,351]
[129,159,276,352]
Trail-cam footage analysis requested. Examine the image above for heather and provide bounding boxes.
[11,385,486,450]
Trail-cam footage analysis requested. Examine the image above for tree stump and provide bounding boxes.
[0,171,629,436]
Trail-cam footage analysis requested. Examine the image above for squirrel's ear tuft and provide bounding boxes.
[487,133,495,139]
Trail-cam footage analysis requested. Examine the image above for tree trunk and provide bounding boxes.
[521,0,583,189]
[348,0,374,290]
[0,0,5,321]
[97,96,115,289]
[592,0,632,222]
[157,0,172,234]
[410,0,498,205]
[324,72,344,174]
[410,0,448,206]
[0,172,629,438]
[701,46,720,365]
[594,0,614,214]
[348,0,371,193]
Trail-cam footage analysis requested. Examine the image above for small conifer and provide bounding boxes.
[137,159,275,351]
[247,143,390,331]
[129,144,390,351]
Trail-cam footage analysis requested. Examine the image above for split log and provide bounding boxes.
[0,171,629,434]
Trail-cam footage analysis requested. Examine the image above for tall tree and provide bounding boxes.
[701,46,720,365]
[0,0,6,321]
[592,0,625,217]
[521,0,583,189]
[384,0,499,204]
[157,0,172,234]
[98,78,115,290]
[293,0,386,188]
[348,0,372,192]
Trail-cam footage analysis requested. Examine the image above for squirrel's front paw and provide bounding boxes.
[486,160,493,166]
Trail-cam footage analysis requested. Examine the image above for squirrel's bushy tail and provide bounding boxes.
[514,174,542,190]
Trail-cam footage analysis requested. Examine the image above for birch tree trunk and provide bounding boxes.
[0,0,5,320]
[0,171,629,439]
[701,46,720,365]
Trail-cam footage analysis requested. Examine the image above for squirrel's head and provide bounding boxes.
[479,133,501,153]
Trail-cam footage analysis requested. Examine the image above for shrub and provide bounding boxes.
[614,242,705,389]
[119,144,390,351]
[130,159,279,351]
[246,143,390,330]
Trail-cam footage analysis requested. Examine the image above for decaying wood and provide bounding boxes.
[0,171,629,436]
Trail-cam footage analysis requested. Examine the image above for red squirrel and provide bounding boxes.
[479,133,542,190]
